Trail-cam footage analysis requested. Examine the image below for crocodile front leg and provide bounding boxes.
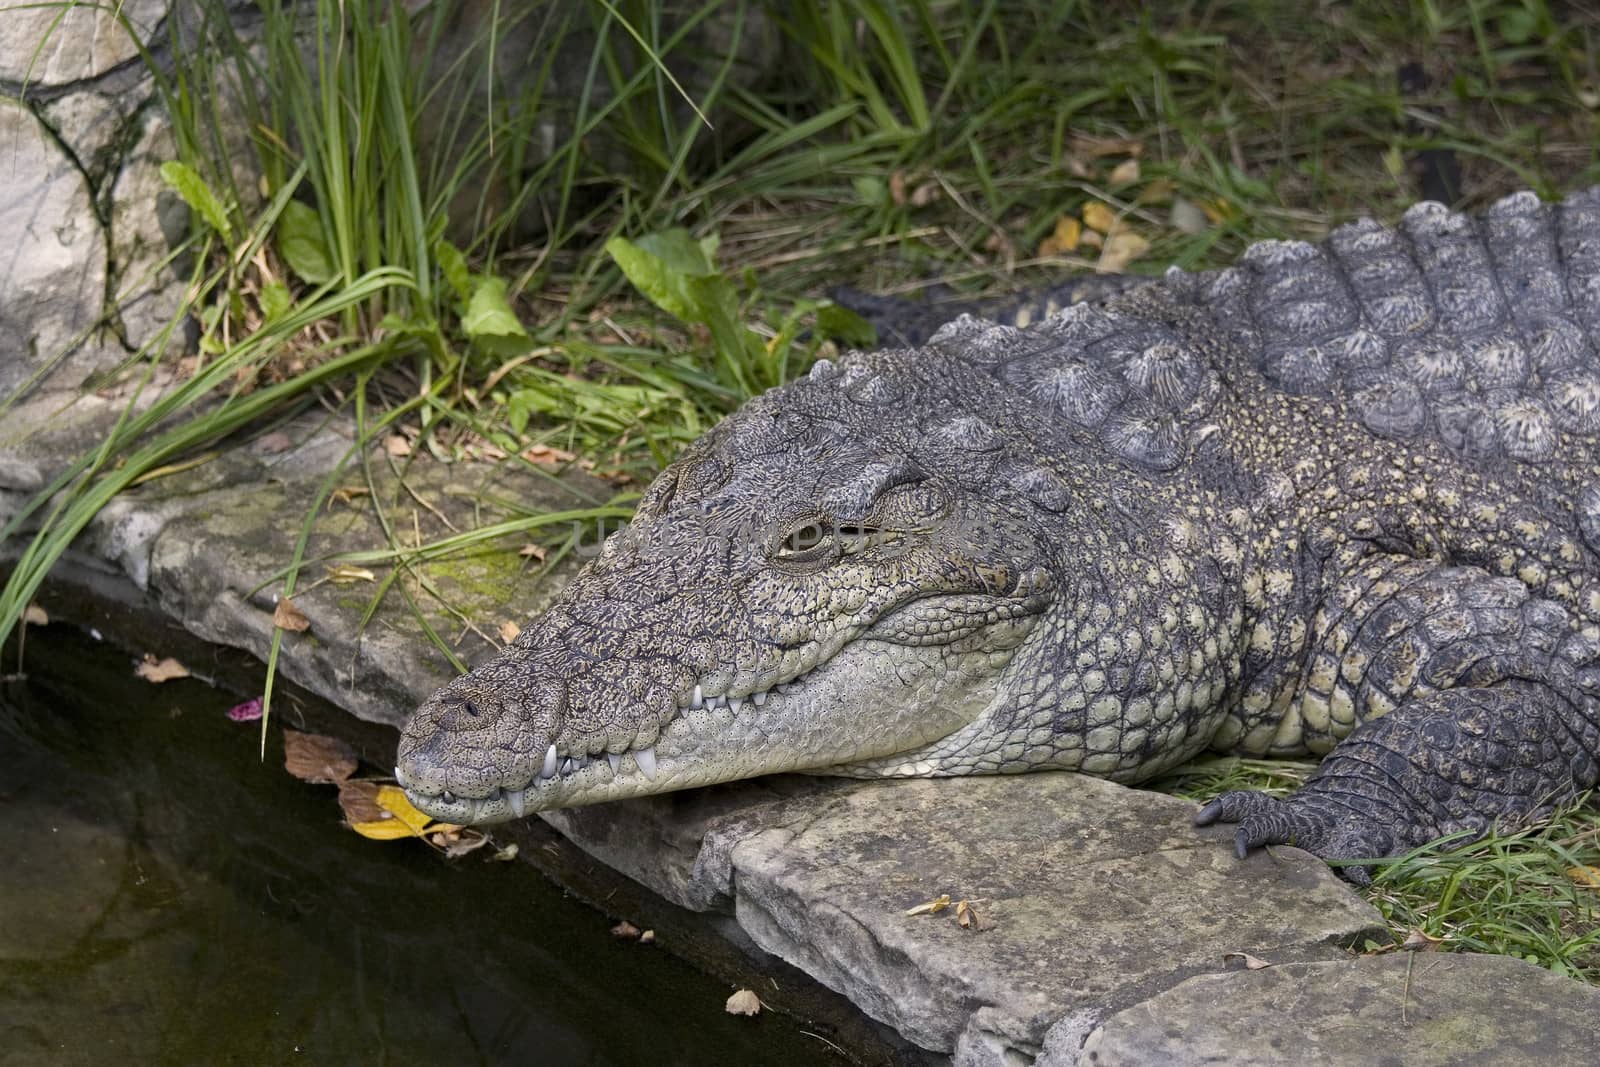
[1197,557,1600,884]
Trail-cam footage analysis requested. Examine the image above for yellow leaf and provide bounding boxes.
[350,817,421,840]
[1099,230,1151,273]
[1053,215,1082,251]
[498,620,521,643]
[376,785,434,834]
[904,893,952,917]
[1108,158,1141,188]
[326,564,376,584]
[23,603,47,626]
[1081,201,1117,234]
[1568,865,1600,889]
[1200,198,1238,225]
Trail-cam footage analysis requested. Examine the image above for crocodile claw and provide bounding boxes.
[1194,790,1400,887]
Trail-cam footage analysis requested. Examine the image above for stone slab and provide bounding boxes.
[1071,952,1600,1065]
[724,773,1386,1062]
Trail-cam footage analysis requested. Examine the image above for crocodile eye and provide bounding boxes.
[780,521,832,558]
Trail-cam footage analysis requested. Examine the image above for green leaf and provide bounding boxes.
[463,276,530,358]
[277,200,336,285]
[435,239,472,305]
[816,303,877,348]
[259,280,293,322]
[606,231,724,324]
[852,175,887,207]
[159,161,231,239]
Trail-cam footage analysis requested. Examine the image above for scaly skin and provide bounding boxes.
[399,189,1600,882]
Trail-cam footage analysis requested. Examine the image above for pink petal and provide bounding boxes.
[226,697,264,722]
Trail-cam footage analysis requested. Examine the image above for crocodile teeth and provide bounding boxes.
[441,790,456,804]
[752,690,767,707]
[508,788,526,818]
[729,696,743,714]
[635,747,658,781]
[541,744,559,780]
[561,757,575,776]
[691,685,704,709]
[608,753,623,775]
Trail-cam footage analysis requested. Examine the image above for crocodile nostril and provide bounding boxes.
[463,698,480,719]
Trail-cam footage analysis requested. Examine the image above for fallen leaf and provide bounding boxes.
[498,620,521,643]
[1136,178,1176,204]
[1199,198,1238,225]
[326,564,376,584]
[1098,229,1151,273]
[1080,201,1117,234]
[376,785,433,834]
[1038,215,1083,258]
[909,181,940,207]
[273,597,311,633]
[1169,197,1210,235]
[437,829,491,859]
[22,603,48,626]
[1072,134,1143,158]
[889,169,907,205]
[904,894,952,917]
[1078,229,1103,249]
[522,443,575,467]
[611,920,641,939]
[491,842,519,861]
[330,485,371,506]
[518,542,547,562]
[1401,928,1445,952]
[1569,865,1600,889]
[256,431,293,454]
[1108,158,1141,188]
[284,729,358,784]
[639,929,656,945]
[350,817,420,840]
[725,990,762,1016]
[135,654,190,683]
[956,899,976,928]
[1223,951,1273,970]
[226,696,264,722]
[383,434,412,457]
[338,779,387,824]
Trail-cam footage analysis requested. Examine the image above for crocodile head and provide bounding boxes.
[397,354,1078,823]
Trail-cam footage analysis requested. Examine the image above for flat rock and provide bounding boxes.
[724,773,1386,1062]
[1071,952,1600,1065]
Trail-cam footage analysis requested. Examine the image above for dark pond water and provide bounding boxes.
[0,626,844,1066]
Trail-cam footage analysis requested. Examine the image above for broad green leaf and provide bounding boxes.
[606,233,715,324]
[259,279,292,321]
[816,304,877,348]
[435,239,472,305]
[852,175,887,207]
[463,277,530,359]
[277,199,336,285]
[159,161,231,239]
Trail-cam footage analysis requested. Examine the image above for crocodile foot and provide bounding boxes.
[1193,791,1401,887]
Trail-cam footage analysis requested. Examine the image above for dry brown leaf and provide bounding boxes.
[283,728,358,784]
[639,929,656,945]
[909,181,941,208]
[611,920,642,940]
[326,564,376,584]
[338,779,387,824]
[725,990,762,1016]
[1568,865,1600,889]
[1401,928,1445,951]
[273,597,311,633]
[1107,158,1141,188]
[498,620,522,643]
[1223,951,1273,970]
[1072,134,1143,158]
[22,602,48,626]
[1098,230,1151,273]
[904,894,952,917]
[889,169,908,205]
[331,485,371,506]
[523,444,575,467]
[135,654,190,683]
[383,434,412,457]
[518,542,547,562]
[256,431,293,454]
[1080,201,1117,234]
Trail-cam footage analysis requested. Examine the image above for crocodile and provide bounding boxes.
[398,188,1600,884]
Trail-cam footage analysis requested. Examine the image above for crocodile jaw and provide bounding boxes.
[398,626,1024,823]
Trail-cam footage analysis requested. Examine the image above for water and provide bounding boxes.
[0,627,848,1066]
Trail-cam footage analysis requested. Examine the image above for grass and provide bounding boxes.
[1159,761,1600,983]
[4,0,1600,985]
